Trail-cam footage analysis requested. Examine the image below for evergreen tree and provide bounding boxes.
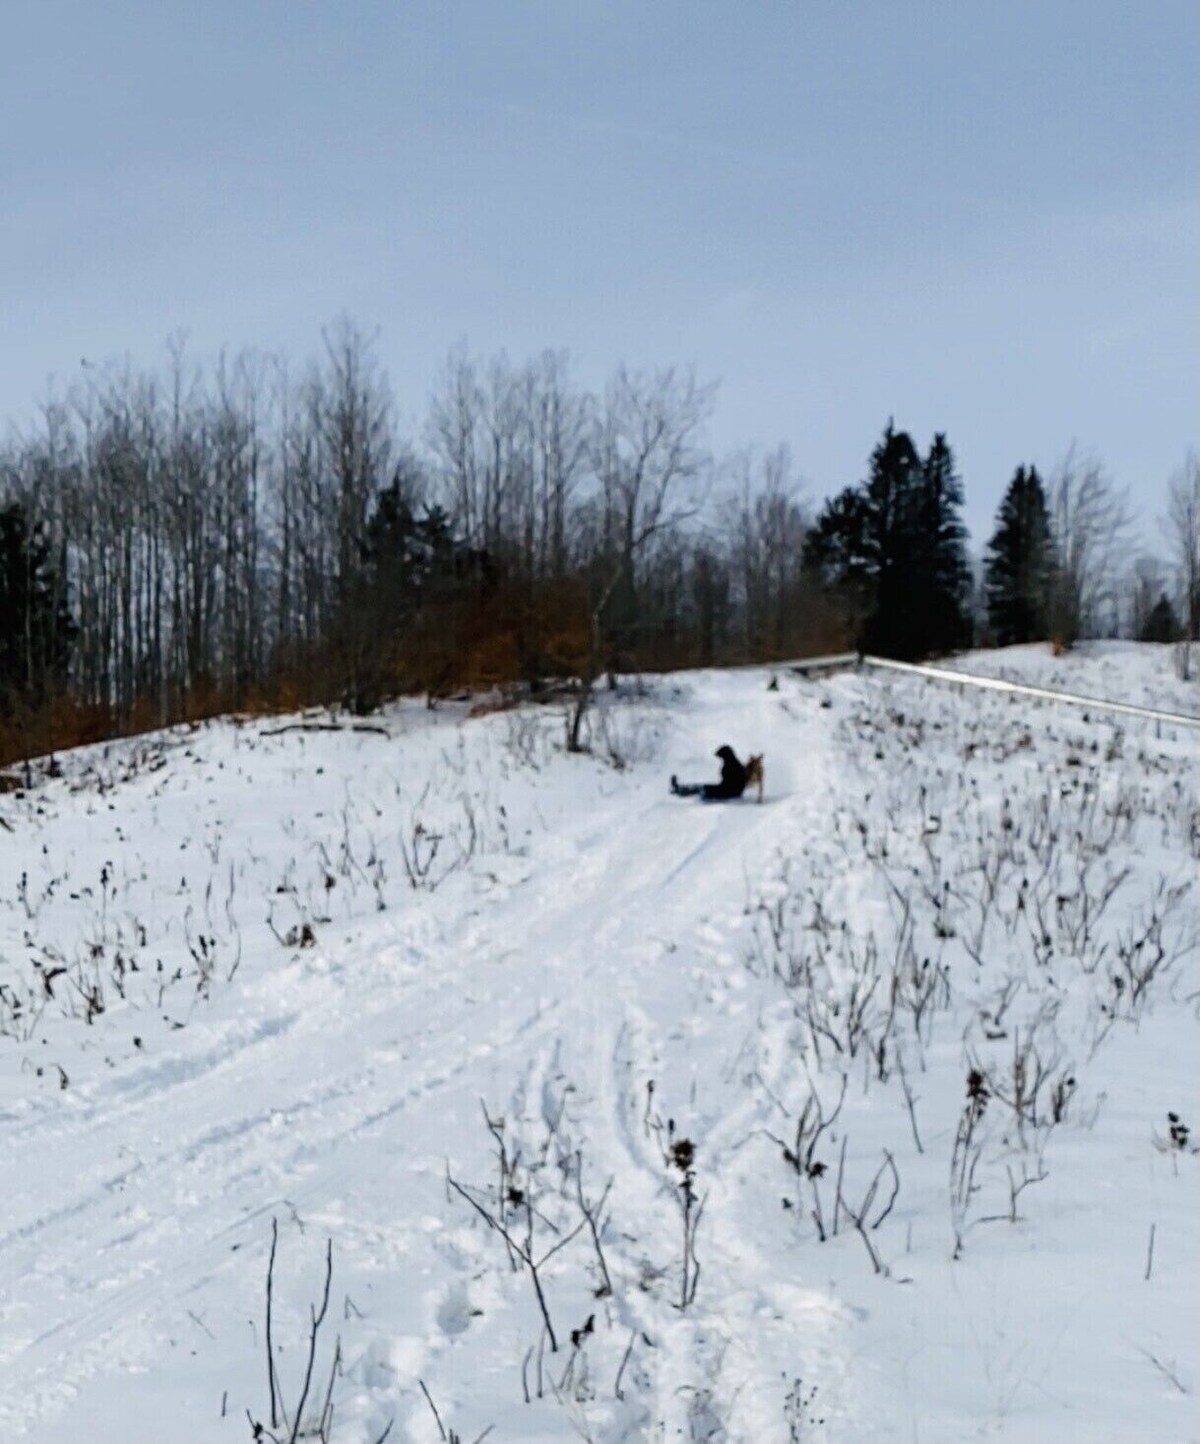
[336,476,504,711]
[984,466,1053,645]
[802,486,875,586]
[860,423,924,656]
[911,433,972,653]
[0,500,75,716]
[802,485,878,649]
[359,484,459,617]
[1139,594,1180,644]
[804,422,969,658]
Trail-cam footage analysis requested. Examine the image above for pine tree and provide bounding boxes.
[910,433,972,654]
[984,466,1053,646]
[801,484,877,648]
[802,486,875,587]
[337,481,463,712]
[804,422,969,659]
[861,423,925,657]
[0,500,75,716]
[1139,594,1179,644]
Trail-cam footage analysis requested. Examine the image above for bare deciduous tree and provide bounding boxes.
[1048,448,1132,643]
[725,445,809,658]
[1162,452,1200,666]
[567,365,715,750]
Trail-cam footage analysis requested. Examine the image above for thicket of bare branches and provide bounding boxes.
[1047,448,1132,645]
[0,327,835,765]
[1163,452,1200,672]
[2,325,1188,767]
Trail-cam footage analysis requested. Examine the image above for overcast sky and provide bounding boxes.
[3,0,1196,545]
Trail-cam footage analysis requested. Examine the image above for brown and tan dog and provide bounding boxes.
[744,753,765,802]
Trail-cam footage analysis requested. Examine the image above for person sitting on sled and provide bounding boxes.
[671,745,748,801]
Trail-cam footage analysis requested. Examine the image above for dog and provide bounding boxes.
[744,753,765,802]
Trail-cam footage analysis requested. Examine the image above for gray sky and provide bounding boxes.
[3,0,1197,546]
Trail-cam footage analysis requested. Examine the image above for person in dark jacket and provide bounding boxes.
[670,745,748,801]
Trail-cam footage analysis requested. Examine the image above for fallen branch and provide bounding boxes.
[262,722,390,738]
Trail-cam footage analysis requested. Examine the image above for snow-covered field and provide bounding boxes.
[2,644,1197,1443]
[945,639,1200,718]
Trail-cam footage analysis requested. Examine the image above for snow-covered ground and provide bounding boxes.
[946,639,1200,718]
[1,644,1197,1443]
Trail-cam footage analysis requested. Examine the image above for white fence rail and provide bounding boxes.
[788,652,1200,733]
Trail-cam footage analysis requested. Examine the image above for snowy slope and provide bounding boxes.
[1,650,1197,1443]
[946,640,1200,718]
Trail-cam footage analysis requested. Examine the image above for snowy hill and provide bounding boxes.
[1,647,1197,1443]
[945,639,1200,717]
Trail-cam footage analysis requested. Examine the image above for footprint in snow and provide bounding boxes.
[435,1280,481,1337]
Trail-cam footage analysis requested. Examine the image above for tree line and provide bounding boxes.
[1,321,1197,764]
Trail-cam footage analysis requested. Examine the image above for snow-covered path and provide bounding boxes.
[1,672,844,1439]
[2,649,1197,1442]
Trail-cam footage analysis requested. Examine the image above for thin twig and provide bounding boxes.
[419,1379,448,1440]
[896,1050,924,1154]
[614,1329,637,1401]
[833,1135,848,1236]
[870,1151,901,1230]
[575,1153,614,1297]
[266,1217,281,1431]
[319,1336,342,1441]
[1139,1346,1189,1395]
[288,1238,333,1444]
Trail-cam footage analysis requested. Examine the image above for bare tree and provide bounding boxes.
[1163,452,1200,656]
[427,347,490,555]
[530,350,591,583]
[688,542,733,666]
[725,445,808,658]
[594,365,715,617]
[428,347,591,585]
[319,318,393,600]
[0,323,868,766]
[1048,448,1132,643]
[567,365,715,750]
